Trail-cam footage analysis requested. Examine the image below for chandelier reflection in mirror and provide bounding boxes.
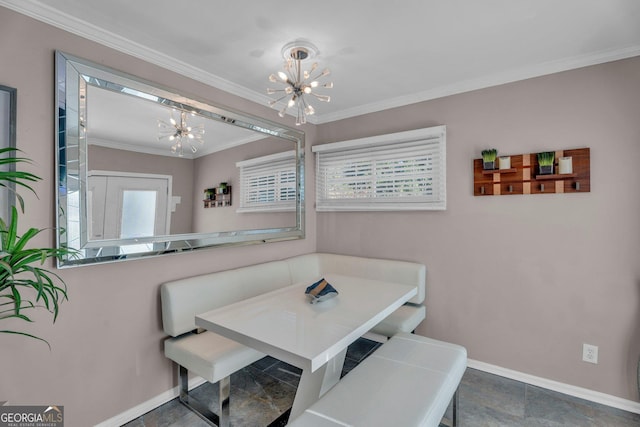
[267,40,333,126]
[157,109,205,156]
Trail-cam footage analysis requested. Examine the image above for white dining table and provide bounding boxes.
[195,273,417,421]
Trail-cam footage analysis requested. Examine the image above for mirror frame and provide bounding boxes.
[55,51,305,267]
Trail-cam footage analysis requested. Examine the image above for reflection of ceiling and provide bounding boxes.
[4,1,640,125]
[87,86,264,159]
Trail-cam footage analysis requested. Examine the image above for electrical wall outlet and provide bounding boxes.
[582,343,598,364]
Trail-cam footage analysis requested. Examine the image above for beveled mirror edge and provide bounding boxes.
[54,50,305,268]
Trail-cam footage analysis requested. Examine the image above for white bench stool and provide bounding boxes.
[164,331,264,427]
[288,332,467,427]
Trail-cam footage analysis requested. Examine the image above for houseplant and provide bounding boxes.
[481,149,497,170]
[0,147,73,347]
[537,151,555,175]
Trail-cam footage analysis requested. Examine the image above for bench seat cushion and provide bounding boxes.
[369,303,426,337]
[289,332,466,427]
[164,331,264,384]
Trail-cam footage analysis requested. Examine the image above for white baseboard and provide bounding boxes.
[96,361,640,426]
[94,377,206,427]
[468,359,640,415]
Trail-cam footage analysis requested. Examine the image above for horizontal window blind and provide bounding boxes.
[237,151,297,212]
[314,126,446,211]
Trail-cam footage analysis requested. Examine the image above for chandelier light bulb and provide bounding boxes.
[277,71,288,81]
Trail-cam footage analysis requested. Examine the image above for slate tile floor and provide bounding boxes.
[125,338,640,426]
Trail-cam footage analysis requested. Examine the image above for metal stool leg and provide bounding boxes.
[452,388,459,427]
[178,365,228,427]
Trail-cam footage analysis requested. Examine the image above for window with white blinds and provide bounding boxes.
[313,126,446,211]
[236,150,297,212]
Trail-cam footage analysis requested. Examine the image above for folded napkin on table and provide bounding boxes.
[305,278,338,304]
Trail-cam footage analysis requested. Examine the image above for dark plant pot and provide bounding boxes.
[483,161,495,170]
[539,164,554,175]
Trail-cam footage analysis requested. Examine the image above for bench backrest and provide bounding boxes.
[161,253,426,337]
[286,253,426,304]
[161,260,292,336]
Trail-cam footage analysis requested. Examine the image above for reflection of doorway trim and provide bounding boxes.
[88,170,173,242]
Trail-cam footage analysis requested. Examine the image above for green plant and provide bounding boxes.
[537,151,555,167]
[0,147,39,211]
[481,149,497,163]
[0,147,74,347]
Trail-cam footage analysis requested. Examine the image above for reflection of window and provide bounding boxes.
[236,150,297,212]
[313,126,446,211]
[121,190,157,238]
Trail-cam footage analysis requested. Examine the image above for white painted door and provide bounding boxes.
[88,172,171,241]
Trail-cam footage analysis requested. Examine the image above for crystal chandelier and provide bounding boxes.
[267,41,333,125]
[157,110,205,157]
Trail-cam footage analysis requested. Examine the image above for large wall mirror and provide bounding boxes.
[55,51,305,267]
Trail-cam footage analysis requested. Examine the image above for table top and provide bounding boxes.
[195,273,417,372]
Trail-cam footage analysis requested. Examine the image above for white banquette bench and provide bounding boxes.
[161,252,426,426]
[288,332,467,427]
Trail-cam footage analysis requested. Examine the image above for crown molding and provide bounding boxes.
[0,0,267,106]
[315,44,640,124]
[3,0,639,126]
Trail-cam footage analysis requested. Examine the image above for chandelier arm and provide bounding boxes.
[284,62,297,84]
[307,70,330,82]
[271,93,292,104]
[309,92,330,100]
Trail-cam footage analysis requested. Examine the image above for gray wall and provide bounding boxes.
[0,7,316,427]
[315,56,640,402]
[2,5,640,427]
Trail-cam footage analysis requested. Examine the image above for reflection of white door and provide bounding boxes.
[88,171,171,240]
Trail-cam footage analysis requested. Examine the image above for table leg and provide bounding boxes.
[289,348,347,420]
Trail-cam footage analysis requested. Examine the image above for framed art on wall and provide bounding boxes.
[0,84,17,222]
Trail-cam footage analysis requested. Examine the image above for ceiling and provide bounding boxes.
[2,0,640,125]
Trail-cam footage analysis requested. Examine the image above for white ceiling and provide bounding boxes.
[3,0,640,126]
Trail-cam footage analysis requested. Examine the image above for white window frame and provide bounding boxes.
[313,125,446,211]
[236,150,297,213]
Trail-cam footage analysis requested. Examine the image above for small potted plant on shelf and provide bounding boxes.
[537,151,555,175]
[219,182,228,194]
[481,149,497,170]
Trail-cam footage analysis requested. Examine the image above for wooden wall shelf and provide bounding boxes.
[203,185,232,208]
[535,173,577,181]
[481,168,516,175]
[474,148,590,196]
